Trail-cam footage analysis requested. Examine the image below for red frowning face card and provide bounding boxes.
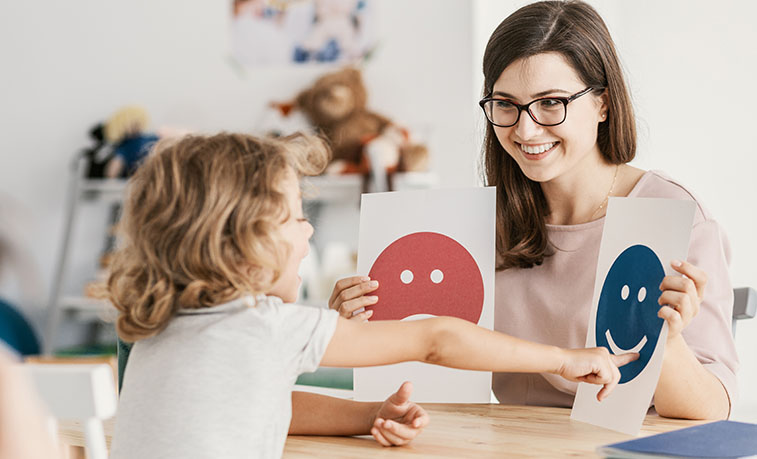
[365,231,484,323]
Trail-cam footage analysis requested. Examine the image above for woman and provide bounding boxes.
[331,0,737,420]
[479,0,736,419]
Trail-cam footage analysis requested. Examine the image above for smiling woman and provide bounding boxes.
[480,1,738,420]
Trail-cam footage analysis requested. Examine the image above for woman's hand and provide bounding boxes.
[556,347,638,401]
[658,260,707,340]
[370,381,429,446]
[328,276,379,321]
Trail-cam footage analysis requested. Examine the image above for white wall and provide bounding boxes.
[474,0,757,420]
[0,1,475,313]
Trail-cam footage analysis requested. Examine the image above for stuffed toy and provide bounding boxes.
[104,105,159,178]
[79,123,114,179]
[291,67,429,190]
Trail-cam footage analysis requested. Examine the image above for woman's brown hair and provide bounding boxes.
[482,0,636,270]
[106,132,329,342]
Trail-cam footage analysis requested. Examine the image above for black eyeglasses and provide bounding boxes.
[479,87,599,128]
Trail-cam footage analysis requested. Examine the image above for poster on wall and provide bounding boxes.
[231,0,377,66]
[570,197,696,436]
[353,187,496,403]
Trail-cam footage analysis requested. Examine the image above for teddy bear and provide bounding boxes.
[290,67,429,191]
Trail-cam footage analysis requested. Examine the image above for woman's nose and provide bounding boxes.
[514,110,543,140]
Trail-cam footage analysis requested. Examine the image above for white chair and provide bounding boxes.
[25,363,117,459]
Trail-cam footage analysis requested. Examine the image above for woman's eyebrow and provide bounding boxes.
[491,88,571,99]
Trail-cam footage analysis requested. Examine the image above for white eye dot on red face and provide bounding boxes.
[400,269,414,284]
[621,284,630,300]
[637,287,647,302]
[430,269,444,284]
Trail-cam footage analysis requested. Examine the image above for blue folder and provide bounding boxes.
[597,420,757,458]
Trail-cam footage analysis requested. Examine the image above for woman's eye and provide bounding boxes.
[494,100,517,111]
[537,99,562,110]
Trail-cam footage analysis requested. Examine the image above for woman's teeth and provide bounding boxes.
[520,142,556,155]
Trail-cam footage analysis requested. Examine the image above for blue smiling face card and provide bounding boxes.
[595,244,666,384]
[571,197,696,436]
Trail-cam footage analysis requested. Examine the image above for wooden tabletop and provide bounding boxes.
[284,404,700,458]
[59,403,701,458]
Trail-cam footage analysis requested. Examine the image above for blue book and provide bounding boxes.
[597,420,757,458]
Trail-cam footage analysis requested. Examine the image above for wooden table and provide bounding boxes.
[60,403,701,458]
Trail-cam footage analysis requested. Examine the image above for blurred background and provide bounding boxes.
[0,0,754,419]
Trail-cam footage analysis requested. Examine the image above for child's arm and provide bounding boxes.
[290,381,428,446]
[322,316,636,401]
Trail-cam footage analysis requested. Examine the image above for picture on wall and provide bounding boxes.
[231,0,377,66]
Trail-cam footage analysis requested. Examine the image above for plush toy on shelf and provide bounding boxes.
[287,67,429,191]
[103,105,159,178]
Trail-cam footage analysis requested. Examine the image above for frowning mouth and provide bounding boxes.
[605,329,647,355]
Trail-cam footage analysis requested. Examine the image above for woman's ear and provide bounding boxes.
[598,89,609,121]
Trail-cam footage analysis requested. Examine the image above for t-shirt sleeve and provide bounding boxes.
[268,304,339,375]
[681,218,740,408]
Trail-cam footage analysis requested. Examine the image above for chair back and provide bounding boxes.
[26,363,117,459]
[733,287,757,337]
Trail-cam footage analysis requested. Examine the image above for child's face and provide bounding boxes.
[268,168,314,303]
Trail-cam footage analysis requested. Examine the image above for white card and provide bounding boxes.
[353,187,495,403]
[571,197,696,435]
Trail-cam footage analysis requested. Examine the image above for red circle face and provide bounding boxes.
[366,232,484,323]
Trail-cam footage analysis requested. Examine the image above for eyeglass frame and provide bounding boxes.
[478,86,602,128]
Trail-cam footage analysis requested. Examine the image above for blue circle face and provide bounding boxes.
[595,245,665,384]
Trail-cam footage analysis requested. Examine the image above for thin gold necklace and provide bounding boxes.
[590,164,619,220]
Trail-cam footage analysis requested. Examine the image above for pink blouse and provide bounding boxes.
[492,170,739,408]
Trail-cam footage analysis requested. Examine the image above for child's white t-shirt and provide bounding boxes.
[110,294,339,459]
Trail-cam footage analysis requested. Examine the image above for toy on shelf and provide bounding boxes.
[279,67,429,191]
[79,123,114,179]
[103,105,159,179]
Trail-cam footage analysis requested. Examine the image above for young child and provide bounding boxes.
[107,132,634,459]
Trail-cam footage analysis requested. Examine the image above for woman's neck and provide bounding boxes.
[541,158,621,226]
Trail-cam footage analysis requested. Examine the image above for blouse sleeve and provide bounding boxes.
[681,217,740,409]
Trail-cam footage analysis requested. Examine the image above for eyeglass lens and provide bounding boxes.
[483,99,566,127]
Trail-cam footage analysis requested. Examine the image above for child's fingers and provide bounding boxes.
[329,276,369,305]
[610,352,639,368]
[374,419,412,445]
[370,426,392,447]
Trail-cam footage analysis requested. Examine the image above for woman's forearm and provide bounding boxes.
[289,391,379,435]
[654,334,730,420]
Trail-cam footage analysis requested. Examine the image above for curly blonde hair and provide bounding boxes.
[107,132,329,342]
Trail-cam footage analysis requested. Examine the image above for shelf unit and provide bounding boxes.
[43,161,438,353]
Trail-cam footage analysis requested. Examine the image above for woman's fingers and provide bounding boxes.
[658,290,695,324]
[329,276,368,306]
[670,260,707,298]
[350,309,374,321]
[658,305,683,335]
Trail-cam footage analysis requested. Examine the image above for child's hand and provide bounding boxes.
[328,276,379,321]
[556,348,638,401]
[370,381,429,446]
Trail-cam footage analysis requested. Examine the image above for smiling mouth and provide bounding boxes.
[518,141,558,155]
[605,329,647,355]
